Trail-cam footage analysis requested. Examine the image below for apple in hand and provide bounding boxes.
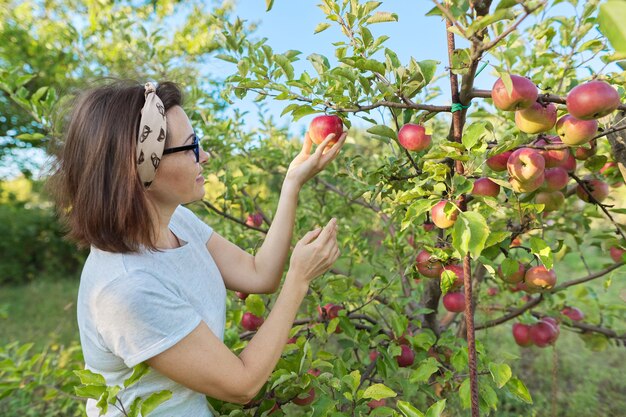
[398,123,431,151]
[395,344,415,367]
[543,167,569,191]
[442,292,466,313]
[241,312,264,331]
[472,177,500,197]
[515,102,557,134]
[309,115,343,145]
[491,75,538,111]
[486,150,513,172]
[566,80,621,120]
[556,114,598,145]
[507,148,545,182]
[610,246,625,262]
[561,306,584,321]
[512,323,533,347]
[524,265,557,291]
[416,250,444,278]
[431,200,458,229]
[576,178,609,203]
[293,388,316,406]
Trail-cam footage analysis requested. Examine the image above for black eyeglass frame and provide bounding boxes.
[162,134,200,163]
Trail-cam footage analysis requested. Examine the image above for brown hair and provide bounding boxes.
[47,80,183,253]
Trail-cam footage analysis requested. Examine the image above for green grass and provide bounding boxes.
[0,278,80,350]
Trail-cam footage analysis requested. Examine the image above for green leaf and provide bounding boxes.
[314,22,331,34]
[488,362,512,388]
[74,384,107,398]
[466,9,515,38]
[74,369,106,386]
[367,125,396,140]
[440,270,457,296]
[411,357,440,383]
[307,53,330,75]
[462,122,488,150]
[311,396,334,417]
[505,377,533,404]
[452,211,490,258]
[270,371,297,390]
[495,0,520,10]
[484,231,509,248]
[459,378,471,409]
[124,363,150,388]
[598,0,626,54]
[425,399,447,417]
[140,390,173,416]
[362,383,397,400]
[245,294,265,316]
[529,236,553,270]
[291,105,318,122]
[274,54,294,80]
[266,0,274,12]
[215,54,238,64]
[366,12,398,24]
[417,60,438,85]
[397,400,425,417]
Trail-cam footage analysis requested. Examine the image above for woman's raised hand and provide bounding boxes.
[285,131,348,187]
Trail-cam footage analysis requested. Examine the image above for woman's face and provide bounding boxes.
[146,105,209,208]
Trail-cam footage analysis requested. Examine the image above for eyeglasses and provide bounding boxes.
[162,134,200,163]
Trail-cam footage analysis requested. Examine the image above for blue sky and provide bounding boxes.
[216,0,466,135]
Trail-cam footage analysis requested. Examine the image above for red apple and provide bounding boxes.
[535,136,570,168]
[509,171,545,193]
[562,153,577,173]
[524,265,557,291]
[486,150,513,172]
[472,177,500,197]
[573,141,597,161]
[535,190,564,212]
[556,114,598,145]
[236,291,249,300]
[561,306,584,321]
[442,292,466,313]
[369,350,379,362]
[395,344,415,367]
[507,148,545,182]
[245,212,263,227]
[512,323,533,347]
[431,200,458,229]
[293,388,315,406]
[543,167,569,191]
[317,303,343,320]
[416,250,444,278]
[600,162,617,175]
[498,261,526,284]
[367,399,387,409]
[610,246,625,262]
[530,320,558,347]
[423,222,435,232]
[241,312,264,331]
[398,123,431,152]
[515,102,557,134]
[487,287,498,296]
[576,178,609,203]
[307,368,321,377]
[491,75,538,111]
[309,115,343,145]
[566,80,621,120]
[287,336,298,344]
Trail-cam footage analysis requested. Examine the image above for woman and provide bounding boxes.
[48,80,346,416]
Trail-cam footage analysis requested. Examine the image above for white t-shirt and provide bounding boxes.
[77,205,226,416]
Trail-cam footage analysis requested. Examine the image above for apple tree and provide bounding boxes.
[207,0,626,415]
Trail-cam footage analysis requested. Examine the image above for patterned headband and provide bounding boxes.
[136,82,167,187]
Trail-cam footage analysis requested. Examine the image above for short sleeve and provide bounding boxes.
[94,271,202,368]
[176,205,213,244]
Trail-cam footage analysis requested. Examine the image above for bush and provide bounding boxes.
[0,199,86,285]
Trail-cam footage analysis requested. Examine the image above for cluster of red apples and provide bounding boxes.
[482,76,621,210]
